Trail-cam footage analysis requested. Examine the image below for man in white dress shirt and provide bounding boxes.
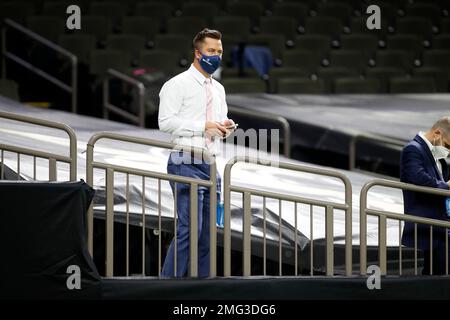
[158,29,235,277]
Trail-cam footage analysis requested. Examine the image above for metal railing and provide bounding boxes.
[223,156,353,276]
[0,110,77,181]
[349,133,406,172]
[360,178,450,276]
[1,19,78,113]
[86,132,217,277]
[227,105,291,158]
[103,69,146,127]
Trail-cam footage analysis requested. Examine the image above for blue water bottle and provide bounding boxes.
[216,192,224,228]
[446,198,450,218]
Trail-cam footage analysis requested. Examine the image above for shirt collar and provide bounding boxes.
[189,64,211,86]
[419,131,434,152]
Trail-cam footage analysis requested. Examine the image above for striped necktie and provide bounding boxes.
[205,78,214,149]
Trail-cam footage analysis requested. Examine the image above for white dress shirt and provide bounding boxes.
[419,131,443,175]
[158,64,228,155]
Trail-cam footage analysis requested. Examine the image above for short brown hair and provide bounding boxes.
[193,28,222,50]
[432,116,450,135]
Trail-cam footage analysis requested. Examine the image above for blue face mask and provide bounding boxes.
[198,52,221,74]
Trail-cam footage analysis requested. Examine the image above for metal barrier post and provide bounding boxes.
[2,19,78,113]
[360,179,450,276]
[103,69,146,127]
[349,133,406,172]
[86,132,217,278]
[0,110,77,181]
[228,106,291,158]
[224,156,352,277]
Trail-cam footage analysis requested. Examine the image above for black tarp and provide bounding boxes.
[0,180,100,299]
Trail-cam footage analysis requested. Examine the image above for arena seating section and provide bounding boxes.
[1,0,449,108]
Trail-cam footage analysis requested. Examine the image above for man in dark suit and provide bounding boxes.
[401,117,450,275]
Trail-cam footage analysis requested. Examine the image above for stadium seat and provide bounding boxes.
[221,78,266,93]
[154,34,192,61]
[386,35,424,57]
[433,35,450,49]
[260,17,297,43]
[294,35,331,57]
[268,67,310,93]
[135,1,173,18]
[396,18,434,41]
[328,50,369,73]
[180,2,219,24]
[316,2,353,25]
[272,2,308,26]
[277,78,326,94]
[366,2,397,25]
[422,50,450,71]
[106,34,146,61]
[139,49,180,73]
[58,34,97,64]
[213,16,251,41]
[365,67,406,92]
[122,17,160,41]
[234,0,274,12]
[334,77,382,93]
[412,67,448,92]
[317,67,360,92]
[43,1,74,16]
[163,0,184,11]
[189,0,227,11]
[282,50,322,74]
[248,34,286,61]
[340,35,379,59]
[389,76,437,93]
[89,2,126,25]
[0,2,35,25]
[167,17,208,35]
[405,3,442,26]
[305,17,343,40]
[26,16,65,42]
[89,49,131,77]
[375,50,416,71]
[221,67,259,78]
[0,79,20,101]
[349,17,389,38]
[220,35,242,66]
[442,18,450,33]
[77,16,113,42]
[227,2,264,27]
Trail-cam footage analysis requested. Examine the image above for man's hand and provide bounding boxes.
[447,180,450,188]
[205,121,229,139]
[222,119,236,129]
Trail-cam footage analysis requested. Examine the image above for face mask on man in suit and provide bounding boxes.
[432,135,450,160]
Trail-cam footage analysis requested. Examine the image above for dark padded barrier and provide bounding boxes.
[0,180,100,299]
[102,276,450,300]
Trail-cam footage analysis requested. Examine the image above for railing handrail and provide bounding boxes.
[227,105,291,158]
[2,18,78,113]
[0,110,77,181]
[223,156,353,277]
[349,132,406,171]
[85,131,217,278]
[359,178,450,275]
[103,68,146,128]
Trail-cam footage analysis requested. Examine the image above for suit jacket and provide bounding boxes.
[400,134,450,250]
